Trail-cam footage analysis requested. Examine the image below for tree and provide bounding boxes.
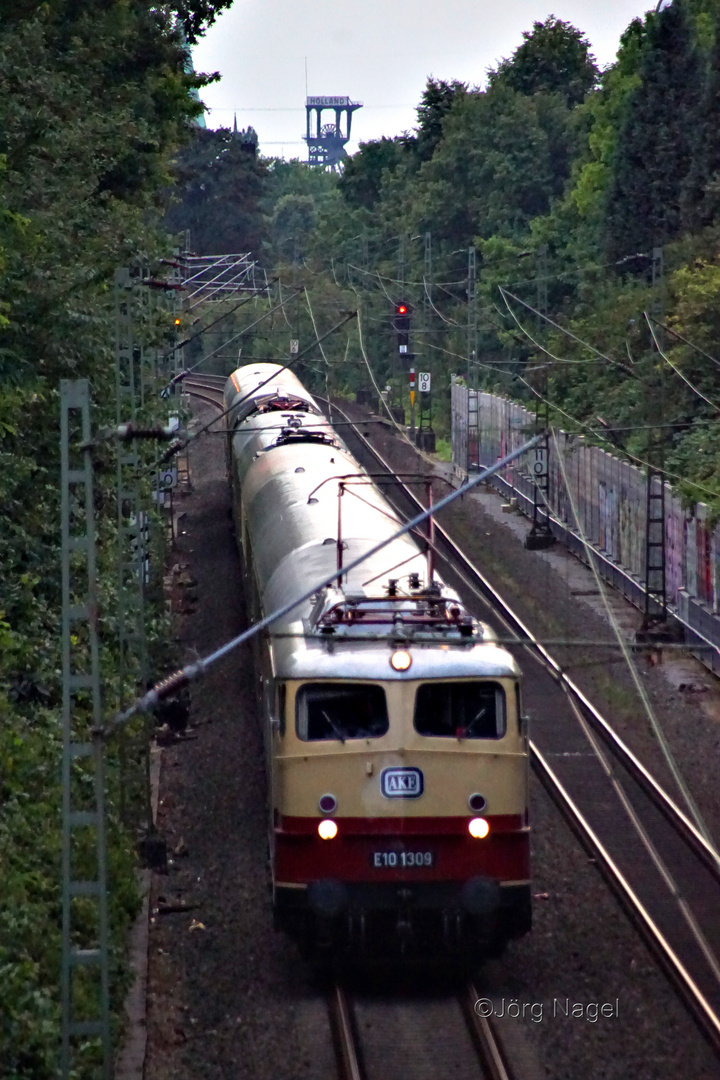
[414,78,466,163]
[489,16,599,107]
[402,84,577,247]
[681,6,720,229]
[4,0,237,44]
[163,128,267,255]
[338,136,408,210]
[605,0,698,262]
[0,4,223,1071]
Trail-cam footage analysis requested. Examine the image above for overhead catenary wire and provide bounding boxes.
[423,277,462,327]
[425,339,545,372]
[645,313,720,414]
[551,429,720,863]
[499,304,720,502]
[304,287,330,366]
[158,282,273,363]
[531,445,720,983]
[277,279,294,329]
[646,314,720,372]
[153,310,357,472]
[185,256,251,303]
[349,289,438,469]
[159,289,304,394]
[499,286,636,378]
[99,433,542,735]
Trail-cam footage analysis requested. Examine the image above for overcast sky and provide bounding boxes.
[192,1,658,158]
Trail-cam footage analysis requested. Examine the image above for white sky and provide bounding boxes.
[192,1,658,159]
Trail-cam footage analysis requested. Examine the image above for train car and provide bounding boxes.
[223,363,531,958]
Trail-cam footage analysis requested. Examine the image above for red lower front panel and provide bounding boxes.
[274,815,529,885]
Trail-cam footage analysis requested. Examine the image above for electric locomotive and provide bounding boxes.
[224,363,531,957]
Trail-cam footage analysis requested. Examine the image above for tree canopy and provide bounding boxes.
[488,16,599,106]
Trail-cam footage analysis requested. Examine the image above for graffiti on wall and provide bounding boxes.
[451,383,720,618]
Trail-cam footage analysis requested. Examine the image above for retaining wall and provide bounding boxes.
[450,381,720,672]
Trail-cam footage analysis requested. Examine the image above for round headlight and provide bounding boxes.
[390,649,412,671]
[319,793,337,814]
[468,817,490,839]
[318,820,338,840]
[468,793,487,812]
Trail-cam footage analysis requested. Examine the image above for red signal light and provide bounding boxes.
[397,304,408,315]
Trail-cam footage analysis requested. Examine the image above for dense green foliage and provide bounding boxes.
[163,127,268,254]
[206,2,720,511]
[0,3,220,1075]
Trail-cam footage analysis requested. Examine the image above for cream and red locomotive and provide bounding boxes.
[223,363,531,957]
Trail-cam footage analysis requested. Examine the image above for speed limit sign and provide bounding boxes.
[418,372,431,393]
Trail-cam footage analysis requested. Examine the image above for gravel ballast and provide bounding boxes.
[142,401,720,1079]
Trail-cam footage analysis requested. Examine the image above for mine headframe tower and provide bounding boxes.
[305,96,362,171]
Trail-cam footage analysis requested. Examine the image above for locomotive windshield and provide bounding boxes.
[414,682,506,739]
[296,683,389,741]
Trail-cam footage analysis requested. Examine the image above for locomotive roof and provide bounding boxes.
[270,631,520,682]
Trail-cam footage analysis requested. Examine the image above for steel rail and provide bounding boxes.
[182,373,227,385]
[532,743,720,1054]
[461,983,516,1080]
[320,396,720,1056]
[320,398,720,880]
[183,387,226,411]
[328,985,365,1080]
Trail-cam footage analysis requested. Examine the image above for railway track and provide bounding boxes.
[181,372,227,411]
[329,981,518,1080]
[180,375,720,1055]
[320,397,720,1058]
[183,375,533,1077]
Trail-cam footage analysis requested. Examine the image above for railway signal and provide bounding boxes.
[393,301,413,354]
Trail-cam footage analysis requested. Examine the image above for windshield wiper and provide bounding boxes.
[464,707,488,737]
[321,708,346,743]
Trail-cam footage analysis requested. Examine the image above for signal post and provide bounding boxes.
[393,300,414,431]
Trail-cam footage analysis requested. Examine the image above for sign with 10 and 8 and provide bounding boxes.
[418,372,431,393]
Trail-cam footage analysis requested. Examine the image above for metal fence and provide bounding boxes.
[450,380,720,671]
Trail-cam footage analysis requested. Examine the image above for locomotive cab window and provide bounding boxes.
[414,682,506,739]
[296,683,389,742]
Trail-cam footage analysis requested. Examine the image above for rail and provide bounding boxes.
[321,396,720,1059]
[330,981,520,1080]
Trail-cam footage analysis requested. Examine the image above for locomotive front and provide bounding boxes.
[225,364,531,958]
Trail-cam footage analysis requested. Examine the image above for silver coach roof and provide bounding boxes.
[223,363,320,424]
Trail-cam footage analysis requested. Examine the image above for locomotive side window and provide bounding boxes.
[414,682,506,739]
[296,683,389,741]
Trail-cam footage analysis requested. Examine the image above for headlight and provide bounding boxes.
[318,819,338,840]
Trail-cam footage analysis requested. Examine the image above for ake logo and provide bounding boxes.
[380,767,424,799]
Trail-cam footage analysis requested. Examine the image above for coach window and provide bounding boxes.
[414,682,506,739]
[296,683,389,741]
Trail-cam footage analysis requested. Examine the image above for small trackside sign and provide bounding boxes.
[381,767,424,799]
